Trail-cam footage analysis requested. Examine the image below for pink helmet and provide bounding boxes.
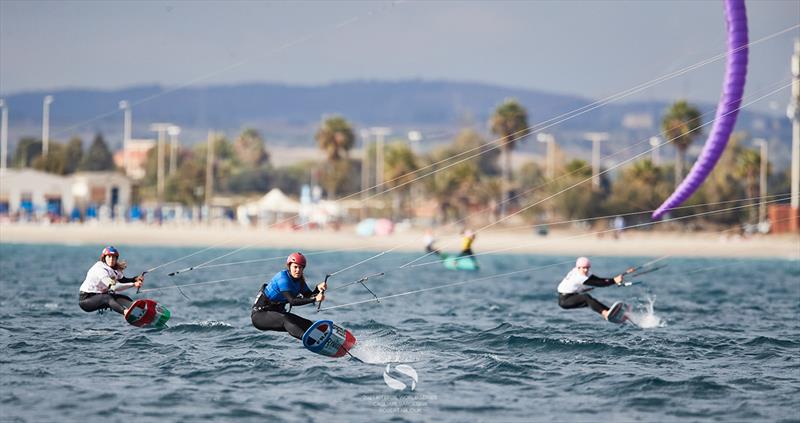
[286,252,307,268]
[575,257,591,268]
[100,246,119,260]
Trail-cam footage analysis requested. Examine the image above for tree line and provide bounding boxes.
[10,99,786,228]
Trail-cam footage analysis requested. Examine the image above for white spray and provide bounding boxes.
[626,296,665,329]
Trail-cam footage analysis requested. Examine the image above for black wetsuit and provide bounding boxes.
[251,284,321,340]
[425,244,442,257]
[558,275,617,314]
[79,276,139,314]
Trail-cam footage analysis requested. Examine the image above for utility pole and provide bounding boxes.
[168,125,181,176]
[150,123,172,203]
[370,127,391,190]
[754,139,768,224]
[649,136,661,166]
[205,130,216,222]
[360,129,370,218]
[584,132,609,189]
[408,130,422,153]
[408,130,423,211]
[537,133,556,179]
[0,99,7,173]
[788,39,800,221]
[42,95,53,157]
[119,101,131,173]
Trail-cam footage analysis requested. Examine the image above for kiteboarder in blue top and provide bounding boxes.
[251,252,327,339]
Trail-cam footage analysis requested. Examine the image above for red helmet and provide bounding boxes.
[286,252,306,268]
[101,246,119,258]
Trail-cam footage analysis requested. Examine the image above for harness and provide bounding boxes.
[252,302,287,313]
[251,283,288,313]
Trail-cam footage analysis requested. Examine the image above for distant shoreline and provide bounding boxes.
[1,222,797,260]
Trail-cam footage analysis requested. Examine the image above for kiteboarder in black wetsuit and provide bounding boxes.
[423,229,442,257]
[556,257,626,321]
[78,246,144,315]
[458,229,476,257]
[251,252,326,340]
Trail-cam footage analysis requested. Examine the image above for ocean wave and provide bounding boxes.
[167,320,235,333]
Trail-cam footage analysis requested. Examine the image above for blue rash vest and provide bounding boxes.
[264,269,312,303]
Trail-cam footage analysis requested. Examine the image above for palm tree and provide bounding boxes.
[315,116,355,161]
[383,141,419,219]
[735,148,761,211]
[607,159,671,215]
[234,128,268,168]
[315,116,355,199]
[490,98,529,217]
[661,100,702,188]
[630,159,662,186]
[454,128,500,177]
[424,142,482,223]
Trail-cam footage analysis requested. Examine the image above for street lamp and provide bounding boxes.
[360,129,371,199]
[205,131,217,217]
[370,127,391,189]
[407,130,423,210]
[408,130,422,152]
[168,125,181,175]
[788,38,800,213]
[150,123,172,202]
[584,132,609,188]
[119,101,131,172]
[42,95,54,157]
[754,138,769,225]
[0,99,7,172]
[649,136,661,165]
[536,133,556,179]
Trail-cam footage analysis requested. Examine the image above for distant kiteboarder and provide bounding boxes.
[423,229,442,257]
[440,229,479,271]
[251,252,327,340]
[78,246,144,315]
[557,257,631,323]
[458,229,476,257]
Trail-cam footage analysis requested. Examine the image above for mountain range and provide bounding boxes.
[1,79,791,167]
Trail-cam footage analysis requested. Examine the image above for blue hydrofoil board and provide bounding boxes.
[302,320,357,358]
[607,301,630,324]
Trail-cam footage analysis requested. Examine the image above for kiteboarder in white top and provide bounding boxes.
[557,257,628,321]
[78,246,144,315]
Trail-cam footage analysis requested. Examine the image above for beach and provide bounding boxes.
[1,221,797,260]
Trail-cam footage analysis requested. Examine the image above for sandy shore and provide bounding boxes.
[1,222,797,260]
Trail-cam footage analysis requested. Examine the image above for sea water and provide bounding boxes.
[0,243,798,422]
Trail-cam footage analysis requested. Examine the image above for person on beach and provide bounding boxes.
[557,257,628,321]
[251,252,327,340]
[78,246,144,315]
[458,229,476,257]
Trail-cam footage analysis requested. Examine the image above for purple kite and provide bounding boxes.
[652,0,748,220]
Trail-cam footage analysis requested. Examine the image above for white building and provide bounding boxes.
[70,171,133,217]
[0,168,132,219]
[112,138,155,180]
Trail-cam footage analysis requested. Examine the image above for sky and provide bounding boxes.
[1,0,798,115]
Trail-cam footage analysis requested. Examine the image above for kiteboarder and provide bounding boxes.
[251,252,327,340]
[78,246,144,315]
[458,229,476,257]
[423,229,441,256]
[556,257,628,321]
